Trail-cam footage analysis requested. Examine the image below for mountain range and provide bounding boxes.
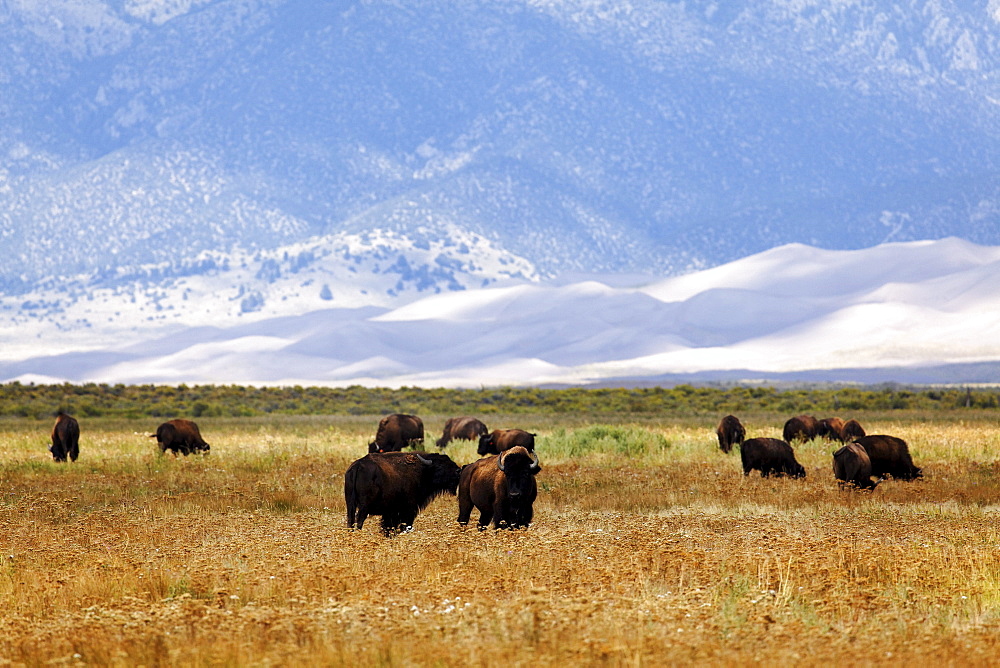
[3,0,1000,296]
[3,1,1000,386]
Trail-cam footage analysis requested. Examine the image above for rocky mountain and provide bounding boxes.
[2,0,1000,308]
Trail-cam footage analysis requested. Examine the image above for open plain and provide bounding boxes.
[2,412,1000,666]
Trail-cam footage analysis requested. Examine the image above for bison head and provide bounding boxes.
[477,431,496,456]
[414,453,463,494]
[497,447,540,498]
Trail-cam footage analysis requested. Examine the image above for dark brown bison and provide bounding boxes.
[477,428,536,456]
[782,415,820,443]
[151,419,210,456]
[715,415,745,454]
[817,417,846,441]
[740,438,806,478]
[49,412,80,462]
[344,452,461,535]
[368,414,424,453]
[458,446,541,530]
[435,416,488,449]
[833,442,881,490]
[842,419,866,441]
[855,435,922,480]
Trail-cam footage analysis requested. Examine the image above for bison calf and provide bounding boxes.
[152,419,210,456]
[715,415,745,454]
[855,434,922,480]
[833,443,881,490]
[345,452,461,536]
[50,412,80,462]
[435,416,488,449]
[740,438,806,478]
[477,428,536,456]
[458,446,541,530]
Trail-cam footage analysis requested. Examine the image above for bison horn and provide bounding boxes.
[497,453,506,472]
[414,454,432,465]
[529,451,540,470]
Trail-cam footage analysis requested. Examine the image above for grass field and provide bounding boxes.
[2,411,1000,666]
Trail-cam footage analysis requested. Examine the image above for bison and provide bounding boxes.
[842,419,866,441]
[369,414,424,453]
[854,434,922,480]
[715,415,745,454]
[151,419,210,456]
[344,452,461,535]
[477,428,536,456]
[740,438,806,478]
[782,415,820,443]
[49,412,80,462]
[458,446,541,530]
[817,417,847,441]
[435,416,489,449]
[833,442,881,490]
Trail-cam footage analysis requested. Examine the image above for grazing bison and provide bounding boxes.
[855,435,922,480]
[458,446,541,530]
[740,438,806,478]
[344,452,461,535]
[151,419,210,456]
[782,415,820,443]
[817,417,847,441]
[435,416,489,449]
[842,419,866,441]
[833,442,881,490]
[477,428,536,456]
[49,412,80,463]
[368,414,424,453]
[715,415,746,454]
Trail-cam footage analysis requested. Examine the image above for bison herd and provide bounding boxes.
[347,414,541,535]
[717,413,923,490]
[38,407,924,537]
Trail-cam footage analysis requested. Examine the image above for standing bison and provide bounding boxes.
[151,419,210,456]
[458,446,541,530]
[833,442,881,491]
[369,414,424,453]
[842,419,866,441]
[740,438,806,478]
[783,415,820,443]
[715,415,745,454]
[344,452,461,535]
[855,435,922,480]
[435,416,489,449]
[817,417,847,441]
[49,412,80,462]
[477,428,536,456]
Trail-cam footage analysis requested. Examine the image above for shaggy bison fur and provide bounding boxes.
[458,446,541,530]
[833,442,881,490]
[344,452,461,535]
[740,438,806,479]
[50,412,80,462]
[715,415,745,454]
[854,434,922,480]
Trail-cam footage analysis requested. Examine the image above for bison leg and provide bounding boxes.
[476,505,494,531]
[457,496,473,526]
[68,440,79,462]
[50,439,67,462]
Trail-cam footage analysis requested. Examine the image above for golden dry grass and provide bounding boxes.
[1,413,1000,666]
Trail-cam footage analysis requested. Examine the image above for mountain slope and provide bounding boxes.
[2,0,1000,294]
